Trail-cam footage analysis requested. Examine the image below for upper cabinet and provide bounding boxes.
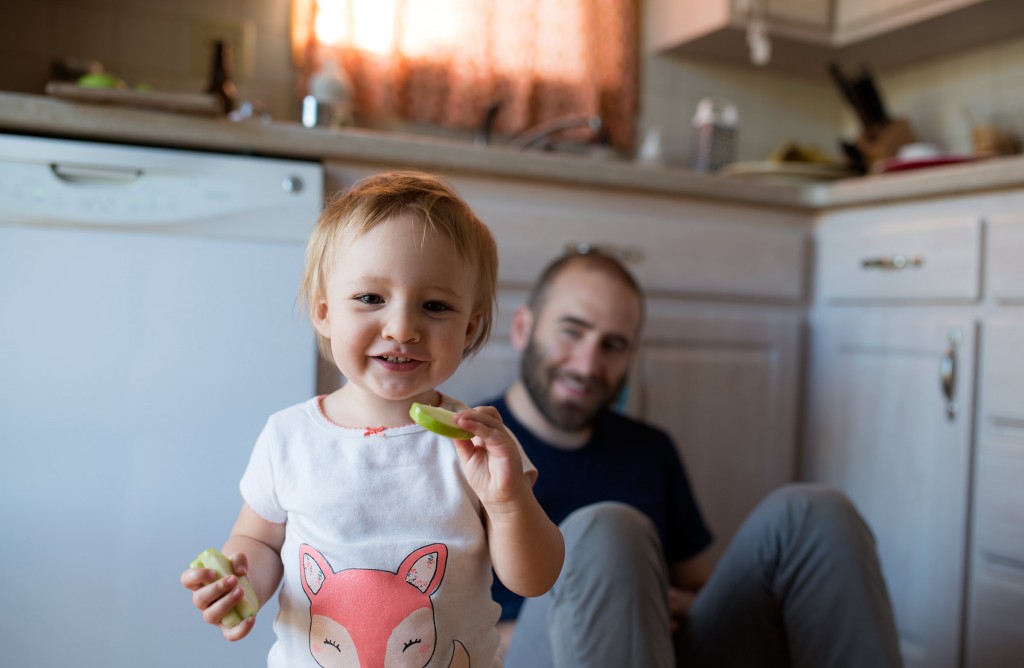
[645,0,1024,74]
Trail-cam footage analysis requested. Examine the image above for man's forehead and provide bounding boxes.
[541,267,642,336]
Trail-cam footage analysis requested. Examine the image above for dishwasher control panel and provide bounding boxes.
[0,134,323,243]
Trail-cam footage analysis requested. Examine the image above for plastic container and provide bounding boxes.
[689,98,737,172]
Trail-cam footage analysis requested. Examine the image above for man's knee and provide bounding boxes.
[560,502,662,573]
[762,482,856,515]
[755,483,874,549]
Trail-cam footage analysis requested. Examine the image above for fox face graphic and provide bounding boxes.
[300,543,469,668]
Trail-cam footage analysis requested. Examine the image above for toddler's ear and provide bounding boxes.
[311,300,331,336]
[463,311,483,349]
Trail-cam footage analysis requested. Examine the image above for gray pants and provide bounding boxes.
[505,484,903,668]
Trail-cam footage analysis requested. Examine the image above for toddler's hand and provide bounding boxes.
[451,406,528,510]
[180,551,256,641]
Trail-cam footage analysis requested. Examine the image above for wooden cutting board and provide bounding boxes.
[45,82,221,116]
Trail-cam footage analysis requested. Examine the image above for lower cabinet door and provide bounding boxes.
[804,311,977,668]
[635,307,802,563]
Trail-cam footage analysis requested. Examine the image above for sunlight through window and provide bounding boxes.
[294,0,638,149]
[315,0,465,57]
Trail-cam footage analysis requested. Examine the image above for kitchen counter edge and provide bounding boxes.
[2,92,1023,211]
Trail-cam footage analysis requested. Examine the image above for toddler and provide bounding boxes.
[181,171,564,667]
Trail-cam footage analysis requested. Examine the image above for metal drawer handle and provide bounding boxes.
[861,254,923,270]
[939,328,962,422]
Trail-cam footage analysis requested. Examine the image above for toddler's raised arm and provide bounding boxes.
[450,406,565,597]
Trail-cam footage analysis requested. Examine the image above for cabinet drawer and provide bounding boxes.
[988,214,1024,302]
[817,215,982,300]
[466,185,807,301]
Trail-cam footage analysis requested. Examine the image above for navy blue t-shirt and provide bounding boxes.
[490,395,713,621]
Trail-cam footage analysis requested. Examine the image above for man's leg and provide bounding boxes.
[504,501,675,668]
[683,483,903,668]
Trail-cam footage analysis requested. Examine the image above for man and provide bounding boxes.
[488,250,903,668]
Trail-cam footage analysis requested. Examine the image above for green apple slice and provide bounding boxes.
[190,548,260,626]
[409,402,473,439]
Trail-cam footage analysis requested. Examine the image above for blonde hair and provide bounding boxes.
[300,170,498,360]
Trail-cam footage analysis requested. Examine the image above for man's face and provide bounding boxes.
[520,265,642,431]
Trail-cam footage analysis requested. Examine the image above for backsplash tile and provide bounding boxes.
[0,1,53,57]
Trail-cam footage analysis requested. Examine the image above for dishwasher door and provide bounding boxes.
[0,135,323,667]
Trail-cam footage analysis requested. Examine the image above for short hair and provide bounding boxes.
[527,249,645,319]
[300,170,498,360]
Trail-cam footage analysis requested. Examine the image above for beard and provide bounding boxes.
[520,336,626,432]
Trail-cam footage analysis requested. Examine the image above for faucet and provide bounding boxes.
[474,101,503,147]
[508,114,604,150]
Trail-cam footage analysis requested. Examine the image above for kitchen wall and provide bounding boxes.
[878,34,1024,155]
[0,0,297,120]
[638,53,842,165]
[1,0,1021,165]
[637,31,1024,165]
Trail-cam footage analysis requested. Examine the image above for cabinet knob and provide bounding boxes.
[282,176,305,193]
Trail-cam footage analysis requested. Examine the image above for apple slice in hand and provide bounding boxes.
[409,402,473,439]
[190,548,260,627]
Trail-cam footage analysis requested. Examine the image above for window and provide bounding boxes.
[292,0,638,149]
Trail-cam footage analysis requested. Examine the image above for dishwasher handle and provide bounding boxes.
[51,162,143,185]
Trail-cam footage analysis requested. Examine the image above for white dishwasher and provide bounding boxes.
[0,134,323,666]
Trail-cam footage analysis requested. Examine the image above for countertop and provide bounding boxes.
[3,91,1023,211]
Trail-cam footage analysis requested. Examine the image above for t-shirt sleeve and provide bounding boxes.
[661,435,713,562]
[239,418,286,524]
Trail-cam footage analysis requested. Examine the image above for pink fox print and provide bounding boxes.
[300,543,470,668]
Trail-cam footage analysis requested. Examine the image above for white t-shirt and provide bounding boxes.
[240,395,535,668]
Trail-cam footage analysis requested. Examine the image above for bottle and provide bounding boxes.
[205,40,237,116]
[303,56,352,128]
[689,97,738,172]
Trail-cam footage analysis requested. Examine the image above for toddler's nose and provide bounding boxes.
[382,307,420,343]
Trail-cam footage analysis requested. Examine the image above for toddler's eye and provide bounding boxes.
[357,294,384,305]
[424,301,450,313]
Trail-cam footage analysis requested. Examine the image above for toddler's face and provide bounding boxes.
[313,215,480,405]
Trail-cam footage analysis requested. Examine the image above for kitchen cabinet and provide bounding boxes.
[323,160,808,561]
[832,0,980,43]
[646,0,1024,74]
[645,0,831,57]
[805,206,983,668]
[964,213,1024,668]
[445,171,808,562]
[805,193,1024,668]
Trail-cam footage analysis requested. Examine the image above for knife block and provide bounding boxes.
[856,118,915,168]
